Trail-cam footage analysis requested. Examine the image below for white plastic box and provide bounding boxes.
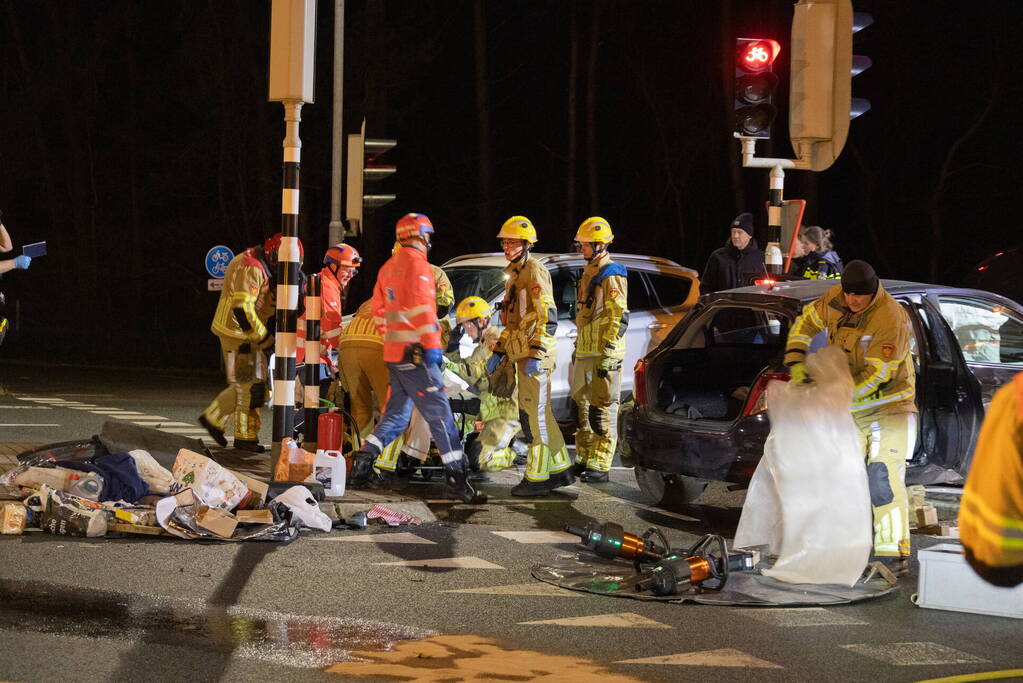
[915,543,1023,619]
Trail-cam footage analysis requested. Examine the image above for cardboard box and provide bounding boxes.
[195,506,238,538]
[174,489,197,507]
[916,543,1023,619]
[236,509,273,525]
[916,504,938,528]
[107,522,167,536]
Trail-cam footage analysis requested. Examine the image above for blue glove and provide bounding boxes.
[524,358,542,376]
[13,255,30,270]
[424,347,443,367]
[485,352,504,374]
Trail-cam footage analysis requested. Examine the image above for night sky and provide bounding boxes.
[1,0,1021,369]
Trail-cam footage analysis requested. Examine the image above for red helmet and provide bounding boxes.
[263,232,304,259]
[395,213,434,241]
[323,244,362,269]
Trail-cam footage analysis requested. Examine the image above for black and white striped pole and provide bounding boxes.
[766,166,784,276]
[268,0,316,479]
[302,273,322,450]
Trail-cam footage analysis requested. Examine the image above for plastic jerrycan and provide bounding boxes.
[314,449,346,498]
[317,410,346,473]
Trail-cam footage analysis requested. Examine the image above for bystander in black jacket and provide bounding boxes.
[701,237,766,293]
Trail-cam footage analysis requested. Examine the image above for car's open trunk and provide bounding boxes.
[654,345,780,421]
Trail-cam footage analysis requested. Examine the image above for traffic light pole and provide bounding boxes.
[736,135,802,276]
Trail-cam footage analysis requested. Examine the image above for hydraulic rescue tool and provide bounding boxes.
[565,521,670,568]
[634,534,756,595]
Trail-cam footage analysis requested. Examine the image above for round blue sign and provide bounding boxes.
[205,245,234,278]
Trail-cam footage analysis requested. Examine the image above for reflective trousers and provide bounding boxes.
[854,411,916,559]
[571,357,622,472]
[338,343,389,439]
[364,361,463,467]
[202,337,267,441]
[516,361,570,482]
[476,395,519,471]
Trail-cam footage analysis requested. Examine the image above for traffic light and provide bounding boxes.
[789,0,872,171]
[345,121,396,236]
[734,38,782,138]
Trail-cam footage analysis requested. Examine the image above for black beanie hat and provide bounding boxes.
[730,212,754,235]
[841,260,879,296]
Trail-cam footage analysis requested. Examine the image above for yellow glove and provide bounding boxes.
[789,361,810,384]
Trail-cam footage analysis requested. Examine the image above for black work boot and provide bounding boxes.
[232,439,265,454]
[376,469,407,490]
[580,469,610,483]
[570,462,587,478]
[348,450,380,489]
[548,467,576,489]
[446,466,487,504]
[511,478,555,497]
[198,415,227,447]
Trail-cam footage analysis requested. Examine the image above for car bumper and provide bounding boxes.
[624,407,770,483]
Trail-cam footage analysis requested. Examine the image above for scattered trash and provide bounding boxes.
[367,504,421,527]
[275,438,314,483]
[41,489,107,537]
[271,486,331,532]
[170,449,248,511]
[1,502,26,535]
[126,449,175,495]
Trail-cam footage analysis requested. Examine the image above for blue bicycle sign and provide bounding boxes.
[205,245,234,278]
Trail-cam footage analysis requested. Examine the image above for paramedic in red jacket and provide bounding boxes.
[348,213,485,504]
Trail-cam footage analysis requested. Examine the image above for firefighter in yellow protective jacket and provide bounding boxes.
[784,260,917,572]
[199,234,284,452]
[959,372,1023,587]
[450,296,520,476]
[489,216,574,496]
[570,217,628,483]
[338,298,388,441]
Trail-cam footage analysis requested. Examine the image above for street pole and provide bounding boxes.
[328,0,346,247]
[766,165,784,276]
[302,272,321,450]
[271,99,304,461]
[268,0,317,479]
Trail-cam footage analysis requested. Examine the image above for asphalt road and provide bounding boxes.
[1,362,1020,683]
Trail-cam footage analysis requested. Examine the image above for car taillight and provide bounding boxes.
[634,358,648,407]
[741,371,790,417]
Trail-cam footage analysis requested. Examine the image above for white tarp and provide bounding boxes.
[734,345,872,586]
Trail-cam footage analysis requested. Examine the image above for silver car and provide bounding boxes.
[442,252,701,420]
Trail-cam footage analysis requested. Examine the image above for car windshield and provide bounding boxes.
[445,266,507,304]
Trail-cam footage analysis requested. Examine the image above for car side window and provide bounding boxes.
[549,267,581,320]
[647,272,693,308]
[937,296,1023,365]
[627,270,657,311]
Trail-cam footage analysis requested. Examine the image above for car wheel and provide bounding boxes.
[616,402,634,468]
[634,466,708,506]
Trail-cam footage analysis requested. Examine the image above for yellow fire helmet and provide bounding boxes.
[496,215,538,244]
[455,296,494,324]
[574,216,614,244]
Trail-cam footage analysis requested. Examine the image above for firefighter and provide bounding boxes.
[337,298,387,442]
[296,244,361,374]
[348,213,484,504]
[199,233,302,452]
[570,217,628,483]
[959,372,1023,587]
[375,262,456,473]
[784,260,916,574]
[451,296,520,476]
[487,216,574,496]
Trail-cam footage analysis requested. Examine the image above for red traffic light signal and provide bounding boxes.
[737,39,781,73]
[734,38,781,138]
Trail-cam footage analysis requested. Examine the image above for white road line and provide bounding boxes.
[519,612,672,628]
[0,423,60,427]
[68,406,118,411]
[131,421,189,427]
[19,398,67,403]
[617,649,782,668]
[491,530,578,544]
[62,393,115,397]
[841,642,988,666]
[739,607,868,627]
[0,406,52,410]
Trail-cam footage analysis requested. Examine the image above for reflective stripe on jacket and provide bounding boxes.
[372,245,442,363]
[494,256,557,363]
[340,299,383,348]
[959,373,1023,586]
[211,247,273,342]
[784,282,916,414]
[574,254,629,359]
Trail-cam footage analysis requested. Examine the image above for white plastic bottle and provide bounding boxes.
[313,449,346,498]
[67,472,103,501]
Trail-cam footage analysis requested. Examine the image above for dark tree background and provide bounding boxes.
[1,0,1020,370]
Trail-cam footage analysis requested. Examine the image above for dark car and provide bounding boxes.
[623,279,1023,506]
